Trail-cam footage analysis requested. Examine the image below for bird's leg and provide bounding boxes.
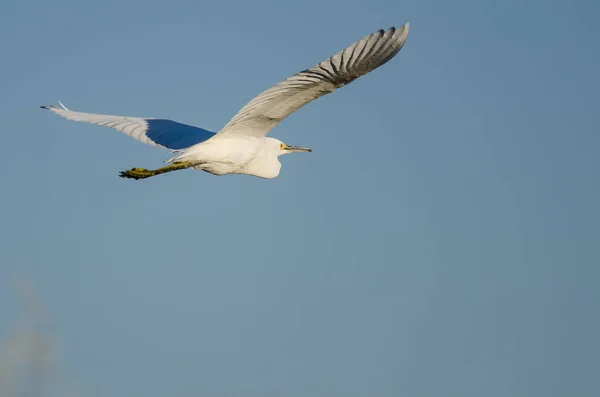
[119,161,192,180]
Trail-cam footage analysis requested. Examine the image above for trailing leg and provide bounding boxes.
[119,161,192,180]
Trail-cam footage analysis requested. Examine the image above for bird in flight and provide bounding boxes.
[42,22,409,180]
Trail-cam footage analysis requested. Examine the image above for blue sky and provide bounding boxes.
[1,0,598,396]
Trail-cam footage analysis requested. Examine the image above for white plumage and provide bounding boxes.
[42,22,410,180]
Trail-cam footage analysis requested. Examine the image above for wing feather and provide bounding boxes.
[41,105,216,150]
[215,23,409,139]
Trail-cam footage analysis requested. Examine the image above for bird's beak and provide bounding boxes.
[284,145,312,153]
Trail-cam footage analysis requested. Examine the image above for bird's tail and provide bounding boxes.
[165,149,187,163]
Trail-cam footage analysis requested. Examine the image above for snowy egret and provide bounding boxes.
[41,22,409,180]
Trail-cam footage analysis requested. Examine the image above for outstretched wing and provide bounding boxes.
[215,22,409,139]
[41,103,216,150]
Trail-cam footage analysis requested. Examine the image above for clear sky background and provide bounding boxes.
[0,0,598,396]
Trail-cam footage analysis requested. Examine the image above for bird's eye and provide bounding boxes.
[280,143,286,150]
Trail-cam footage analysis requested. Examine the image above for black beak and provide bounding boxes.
[285,145,312,153]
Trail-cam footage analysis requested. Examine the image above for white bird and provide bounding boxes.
[42,22,409,180]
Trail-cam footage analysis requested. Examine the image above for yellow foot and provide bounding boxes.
[119,162,192,180]
[119,167,156,180]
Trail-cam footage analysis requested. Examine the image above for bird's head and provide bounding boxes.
[269,138,312,157]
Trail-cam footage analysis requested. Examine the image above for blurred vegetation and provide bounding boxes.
[0,277,79,397]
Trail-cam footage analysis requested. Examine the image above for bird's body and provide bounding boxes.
[41,22,409,180]
[175,136,286,179]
